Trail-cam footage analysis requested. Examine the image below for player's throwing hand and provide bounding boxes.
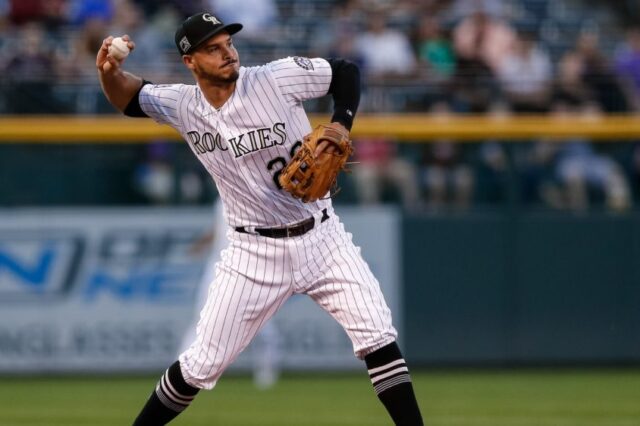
[96,35,135,74]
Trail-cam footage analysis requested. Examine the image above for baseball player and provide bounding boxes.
[97,12,423,425]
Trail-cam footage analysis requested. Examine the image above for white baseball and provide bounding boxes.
[109,37,130,60]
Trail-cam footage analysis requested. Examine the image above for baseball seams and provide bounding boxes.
[108,37,130,60]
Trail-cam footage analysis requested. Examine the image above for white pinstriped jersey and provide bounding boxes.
[139,56,333,228]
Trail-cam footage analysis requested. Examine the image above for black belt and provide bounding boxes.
[235,209,329,238]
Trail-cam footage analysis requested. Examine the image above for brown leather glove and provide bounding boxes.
[279,123,353,203]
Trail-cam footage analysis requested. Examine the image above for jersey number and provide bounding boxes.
[267,141,302,189]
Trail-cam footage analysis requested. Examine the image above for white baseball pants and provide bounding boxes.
[179,210,397,389]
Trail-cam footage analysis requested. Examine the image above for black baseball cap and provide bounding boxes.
[175,12,242,55]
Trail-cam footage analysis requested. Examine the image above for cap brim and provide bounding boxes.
[190,23,243,53]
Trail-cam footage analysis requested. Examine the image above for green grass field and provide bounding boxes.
[1,369,639,425]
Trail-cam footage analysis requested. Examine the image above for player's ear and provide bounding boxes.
[182,54,195,70]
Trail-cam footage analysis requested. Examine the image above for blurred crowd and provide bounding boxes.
[2,0,640,212]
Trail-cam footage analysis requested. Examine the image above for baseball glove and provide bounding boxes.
[279,123,353,203]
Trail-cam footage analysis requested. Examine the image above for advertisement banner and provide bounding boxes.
[0,206,400,373]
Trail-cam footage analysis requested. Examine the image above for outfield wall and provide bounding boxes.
[403,211,640,365]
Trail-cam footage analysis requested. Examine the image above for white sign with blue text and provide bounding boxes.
[0,206,400,373]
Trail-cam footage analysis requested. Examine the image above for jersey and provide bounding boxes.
[139,56,333,228]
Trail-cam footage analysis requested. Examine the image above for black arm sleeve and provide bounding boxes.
[326,58,360,131]
[123,80,153,117]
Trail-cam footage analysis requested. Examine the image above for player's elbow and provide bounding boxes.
[99,75,148,116]
[327,58,361,95]
[98,85,133,114]
[328,58,360,76]
[341,60,360,86]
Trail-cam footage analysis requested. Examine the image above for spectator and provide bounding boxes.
[574,32,630,112]
[614,26,640,110]
[554,51,591,107]
[8,0,57,25]
[451,9,514,111]
[523,101,632,212]
[419,102,474,210]
[3,22,55,76]
[453,8,515,74]
[354,11,417,80]
[496,31,553,112]
[1,22,68,113]
[6,0,68,30]
[420,140,474,209]
[416,15,456,81]
[352,138,421,210]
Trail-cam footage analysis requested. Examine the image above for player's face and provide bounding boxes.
[186,32,240,84]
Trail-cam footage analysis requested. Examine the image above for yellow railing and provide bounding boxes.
[1,114,640,143]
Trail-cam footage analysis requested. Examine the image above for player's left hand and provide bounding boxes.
[279,122,353,202]
[315,122,349,156]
